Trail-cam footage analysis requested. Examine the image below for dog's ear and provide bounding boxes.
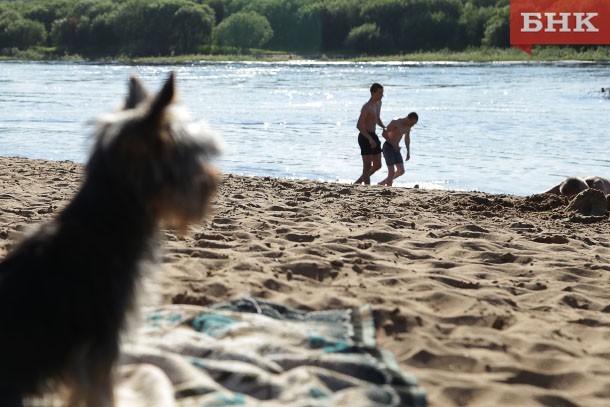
[147,72,175,124]
[125,75,150,109]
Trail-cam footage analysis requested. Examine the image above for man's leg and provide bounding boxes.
[393,163,405,180]
[379,165,395,186]
[370,153,382,176]
[355,154,373,184]
[386,166,396,186]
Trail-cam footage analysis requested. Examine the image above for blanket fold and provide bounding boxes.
[116,296,426,406]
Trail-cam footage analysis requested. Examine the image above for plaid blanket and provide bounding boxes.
[115,296,426,406]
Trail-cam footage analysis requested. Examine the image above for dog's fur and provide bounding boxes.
[0,73,219,406]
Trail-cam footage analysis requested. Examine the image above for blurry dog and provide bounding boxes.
[0,73,219,406]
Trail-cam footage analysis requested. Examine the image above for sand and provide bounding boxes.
[1,156,609,407]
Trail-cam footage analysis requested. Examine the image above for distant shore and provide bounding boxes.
[2,46,610,64]
[1,156,609,406]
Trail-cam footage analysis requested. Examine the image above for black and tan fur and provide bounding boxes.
[0,73,219,406]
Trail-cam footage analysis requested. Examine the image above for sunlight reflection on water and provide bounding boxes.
[1,60,609,195]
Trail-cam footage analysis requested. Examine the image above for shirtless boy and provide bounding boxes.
[378,112,418,186]
[354,83,386,185]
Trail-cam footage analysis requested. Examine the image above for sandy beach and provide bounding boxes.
[1,156,609,407]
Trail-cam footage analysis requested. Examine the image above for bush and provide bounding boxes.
[482,6,509,47]
[214,11,273,50]
[317,0,360,51]
[0,12,46,50]
[172,3,215,53]
[110,0,215,56]
[23,0,73,33]
[89,12,119,52]
[50,16,88,52]
[345,23,393,54]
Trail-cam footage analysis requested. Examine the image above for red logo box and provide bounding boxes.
[510,0,610,54]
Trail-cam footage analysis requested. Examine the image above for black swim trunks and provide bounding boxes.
[358,132,382,156]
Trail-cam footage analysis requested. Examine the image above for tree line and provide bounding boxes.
[0,0,510,57]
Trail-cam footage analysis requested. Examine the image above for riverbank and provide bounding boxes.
[1,156,609,406]
[2,46,610,64]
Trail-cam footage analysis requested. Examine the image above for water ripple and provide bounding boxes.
[1,60,609,196]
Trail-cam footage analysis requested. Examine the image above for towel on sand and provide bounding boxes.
[30,297,427,406]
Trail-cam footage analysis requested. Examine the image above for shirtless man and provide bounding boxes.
[354,83,386,185]
[378,112,418,186]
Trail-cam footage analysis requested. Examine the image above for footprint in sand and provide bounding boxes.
[443,224,490,238]
[354,230,402,243]
[504,369,587,391]
[535,395,579,407]
[285,233,318,243]
[211,217,240,231]
[482,252,532,264]
[561,294,591,310]
[170,248,229,260]
[196,240,234,249]
[533,235,570,244]
[276,260,336,282]
[408,349,481,373]
[262,278,293,293]
[268,205,298,212]
[431,276,480,289]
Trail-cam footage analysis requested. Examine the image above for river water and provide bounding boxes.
[1,60,608,195]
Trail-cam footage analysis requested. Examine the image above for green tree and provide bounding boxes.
[360,0,403,51]
[198,0,228,24]
[23,0,73,34]
[71,0,115,20]
[233,0,318,52]
[48,0,118,53]
[129,0,186,54]
[0,0,523,55]
[0,11,46,50]
[50,15,87,52]
[89,11,120,52]
[398,0,463,51]
[172,3,215,53]
[345,22,394,54]
[482,5,509,47]
[458,1,495,48]
[291,2,323,52]
[113,0,215,55]
[316,0,361,51]
[214,11,273,50]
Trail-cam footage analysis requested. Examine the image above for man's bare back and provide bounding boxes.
[383,115,417,155]
[378,112,418,187]
[384,119,409,149]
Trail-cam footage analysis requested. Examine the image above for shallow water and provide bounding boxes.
[1,60,608,195]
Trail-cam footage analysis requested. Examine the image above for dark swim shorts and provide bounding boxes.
[382,142,404,165]
[358,132,382,156]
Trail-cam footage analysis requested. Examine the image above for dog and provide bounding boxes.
[0,73,219,406]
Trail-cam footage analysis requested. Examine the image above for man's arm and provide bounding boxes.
[376,102,385,130]
[357,105,376,147]
[404,127,411,161]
